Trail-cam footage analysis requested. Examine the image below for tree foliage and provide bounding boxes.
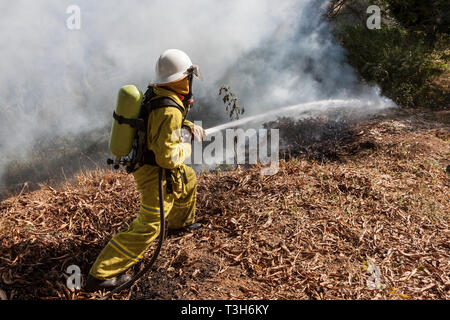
[384,0,449,44]
[339,25,448,107]
[329,0,449,108]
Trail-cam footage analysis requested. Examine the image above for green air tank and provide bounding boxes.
[109,85,143,158]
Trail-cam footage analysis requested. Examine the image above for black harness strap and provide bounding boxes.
[148,97,185,115]
[113,112,146,131]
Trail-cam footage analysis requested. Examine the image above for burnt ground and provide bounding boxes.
[0,107,448,300]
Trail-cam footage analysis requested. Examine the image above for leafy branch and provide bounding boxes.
[219,85,245,121]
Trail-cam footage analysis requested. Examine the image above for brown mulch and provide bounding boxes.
[0,108,449,300]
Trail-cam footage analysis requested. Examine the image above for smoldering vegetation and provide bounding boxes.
[264,107,377,162]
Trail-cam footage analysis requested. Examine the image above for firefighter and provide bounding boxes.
[85,49,205,292]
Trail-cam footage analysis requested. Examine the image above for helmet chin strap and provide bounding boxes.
[183,74,194,112]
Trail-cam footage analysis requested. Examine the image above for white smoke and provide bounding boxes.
[0,0,394,190]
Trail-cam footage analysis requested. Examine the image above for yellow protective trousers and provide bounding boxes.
[89,164,197,280]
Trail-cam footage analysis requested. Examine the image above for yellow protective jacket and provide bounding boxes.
[147,86,194,169]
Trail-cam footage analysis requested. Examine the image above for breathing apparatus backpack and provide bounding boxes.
[107,85,186,174]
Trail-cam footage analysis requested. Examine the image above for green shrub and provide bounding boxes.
[337,24,449,108]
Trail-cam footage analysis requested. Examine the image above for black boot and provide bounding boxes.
[84,273,132,292]
[168,222,202,236]
[184,222,202,231]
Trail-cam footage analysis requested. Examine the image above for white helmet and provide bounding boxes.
[154,49,201,85]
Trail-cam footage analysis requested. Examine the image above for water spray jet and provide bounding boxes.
[205,98,393,136]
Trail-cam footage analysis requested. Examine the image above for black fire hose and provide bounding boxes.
[100,167,166,300]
